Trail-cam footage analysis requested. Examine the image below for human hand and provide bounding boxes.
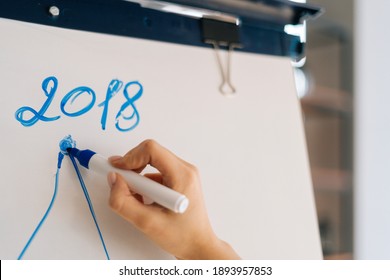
[107,140,240,260]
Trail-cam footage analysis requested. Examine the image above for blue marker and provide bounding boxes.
[67,147,189,214]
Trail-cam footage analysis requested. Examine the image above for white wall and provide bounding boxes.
[354,0,390,259]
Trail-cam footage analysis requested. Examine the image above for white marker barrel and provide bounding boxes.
[89,154,189,213]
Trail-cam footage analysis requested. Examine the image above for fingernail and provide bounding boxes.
[108,155,122,163]
[107,172,117,188]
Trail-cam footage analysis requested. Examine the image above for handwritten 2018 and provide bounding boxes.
[15,76,143,132]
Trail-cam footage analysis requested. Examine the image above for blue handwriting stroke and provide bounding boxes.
[115,81,143,132]
[15,76,61,126]
[14,76,143,132]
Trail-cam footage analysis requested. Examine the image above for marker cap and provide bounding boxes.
[175,195,189,213]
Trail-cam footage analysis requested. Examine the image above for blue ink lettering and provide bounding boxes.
[61,87,96,117]
[15,76,60,126]
[98,79,123,130]
[15,76,143,132]
[115,81,143,132]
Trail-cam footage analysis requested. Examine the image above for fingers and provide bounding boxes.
[107,172,164,233]
[144,173,163,184]
[109,139,184,176]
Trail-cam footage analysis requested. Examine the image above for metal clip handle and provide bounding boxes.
[208,41,240,97]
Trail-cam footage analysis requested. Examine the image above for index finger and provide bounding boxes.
[110,139,184,176]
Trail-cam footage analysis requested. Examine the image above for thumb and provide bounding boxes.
[107,172,163,232]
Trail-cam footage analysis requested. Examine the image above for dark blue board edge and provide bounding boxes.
[0,0,321,59]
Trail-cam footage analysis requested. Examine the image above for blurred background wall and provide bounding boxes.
[302,0,390,259]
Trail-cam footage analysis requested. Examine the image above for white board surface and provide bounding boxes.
[0,18,322,259]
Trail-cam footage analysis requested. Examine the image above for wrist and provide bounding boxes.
[180,234,240,260]
[205,238,241,260]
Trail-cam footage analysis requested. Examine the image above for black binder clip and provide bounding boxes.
[201,15,242,96]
